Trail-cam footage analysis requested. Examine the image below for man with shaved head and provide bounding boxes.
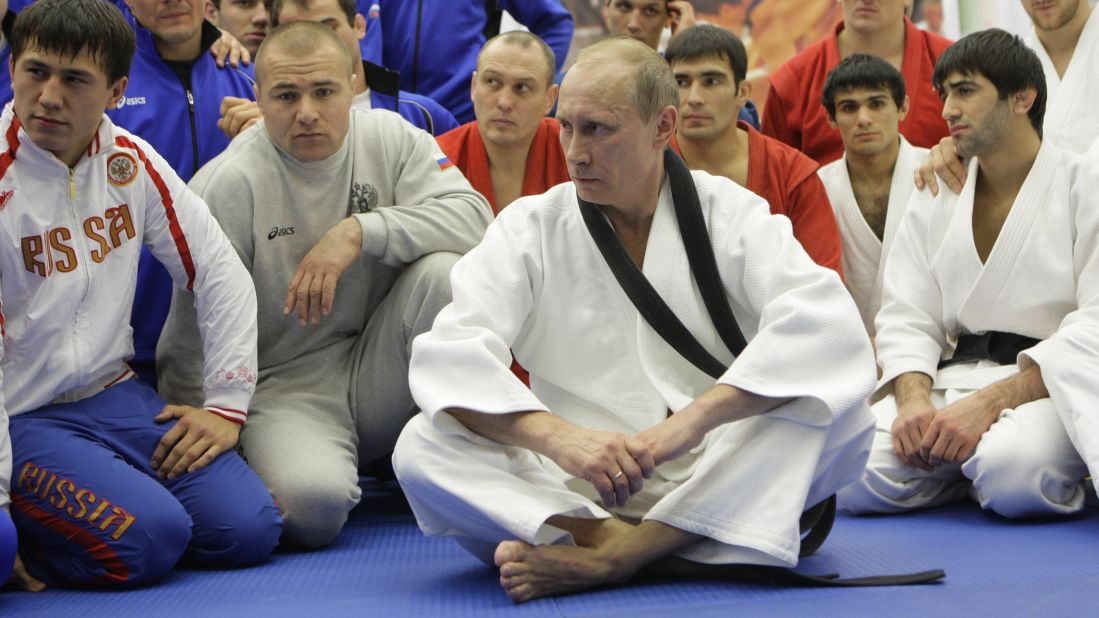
[158,20,491,548]
[437,32,568,217]
[393,36,876,602]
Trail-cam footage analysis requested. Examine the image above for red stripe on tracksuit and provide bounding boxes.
[0,117,23,181]
[113,136,197,290]
[11,494,130,584]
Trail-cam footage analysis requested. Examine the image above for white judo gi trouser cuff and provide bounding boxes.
[393,399,873,568]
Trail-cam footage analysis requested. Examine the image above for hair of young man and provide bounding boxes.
[932,28,1046,137]
[11,0,135,84]
[820,53,906,120]
[663,24,748,86]
[477,31,557,87]
[210,0,221,9]
[574,35,678,123]
[269,0,355,27]
[254,20,353,86]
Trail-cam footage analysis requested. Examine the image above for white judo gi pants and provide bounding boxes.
[393,400,874,567]
[838,388,1089,518]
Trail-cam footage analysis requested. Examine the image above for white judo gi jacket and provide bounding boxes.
[875,142,1099,479]
[1026,8,1099,155]
[405,172,876,566]
[818,137,927,335]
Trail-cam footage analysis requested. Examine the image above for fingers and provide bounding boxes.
[283,268,306,321]
[159,430,202,480]
[150,418,186,470]
[321,272,339,318]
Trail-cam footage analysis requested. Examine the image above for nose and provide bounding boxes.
[496,89,514,112]
[626,10,644,33]
[562,131,590,169]
[255,4,269,25]
[856,104,873,126]
[685,81,704,106]
[941,95,959,123]
[295,96,319,124]
[39,75,64,109]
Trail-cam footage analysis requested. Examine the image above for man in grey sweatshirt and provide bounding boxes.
[157,21,492,548]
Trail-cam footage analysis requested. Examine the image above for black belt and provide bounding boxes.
[938,331,1041,369]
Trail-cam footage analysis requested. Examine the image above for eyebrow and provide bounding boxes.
[269,79,340,90]
[480,68,539,83]
[23,59,95,80]
[837,93,890,104]
[945,79,977,91]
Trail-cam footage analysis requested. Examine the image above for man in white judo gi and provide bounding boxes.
[918,0,1098,193]
[392,36,878,603]
[839,29,1099,518]
[818,54,927,337]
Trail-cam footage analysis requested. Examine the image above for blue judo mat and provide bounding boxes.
[2,481,1096,617]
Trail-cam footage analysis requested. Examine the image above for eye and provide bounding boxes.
[558,119,572,132]
[316,87,333,97]
[675,77,688,87]
[515,83,531,94]
[276,91,298,101]
[643,6,659,17]
[704,77,720,86]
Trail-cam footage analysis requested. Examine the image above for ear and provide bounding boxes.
[825,113,838,130]
[204,0,218,23]
[898,94,910,122]
[736,79,752,108]
[106,76,128,111]
[1012,87,1037,117]
[654,104,678,148]
[544,82,560,115]
[354,13,366,41]
[469,70,478,101]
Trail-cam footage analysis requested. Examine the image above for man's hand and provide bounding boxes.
[913,136,967,196]
[546,424,654,508]
[7,554,45,592]
[919,392,1001,468]
[210,28,251,68]
[151,406,242,480]
[635,409,705,467]
[218,97,262,139]
[667,1,697,37]
[283,217,363,325]
[892,398,937,470]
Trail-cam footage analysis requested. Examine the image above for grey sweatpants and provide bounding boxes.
[240,252,460,548]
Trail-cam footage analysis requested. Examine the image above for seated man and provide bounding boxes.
[218,0,458,138]
[2,0,280,587]
[838,29,1099,518]
[158,21,491,548]
[762,0,951,164]
[917,0,1098,195]
[205,0,270,58]
[375,0,573,123]
[393,36,876,603]
[666,25,842,276]
[817,54,927,336]
[602,0,759,128]
[437,31,569,216]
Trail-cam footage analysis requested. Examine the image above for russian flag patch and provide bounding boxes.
[437,156,454,170]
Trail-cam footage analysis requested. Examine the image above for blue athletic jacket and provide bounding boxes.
[373,0,573,124]
[361,60,458,136]
[107,20,255,380]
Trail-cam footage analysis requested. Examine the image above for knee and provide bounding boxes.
[187,496,282,568]
[403,252,461,306]
[269,475,359,549]
[968,436,1082,518]
[116,496,193,585]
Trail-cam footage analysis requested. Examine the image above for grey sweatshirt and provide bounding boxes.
[157,108,491,406]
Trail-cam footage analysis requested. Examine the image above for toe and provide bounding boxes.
[494,540,529,567]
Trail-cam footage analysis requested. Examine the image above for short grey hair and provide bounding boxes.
[255,21,353,87]
[574,35,678,123]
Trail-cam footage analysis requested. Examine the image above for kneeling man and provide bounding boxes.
[839,30,1099,518]
[3,0,280,587]
[158,22,491,548]
[394,36,876,603]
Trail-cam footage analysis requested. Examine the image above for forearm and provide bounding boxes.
[679,384,791,436]
[892,371,933,408]
[976,365,1048,412]
[447,408,567,457]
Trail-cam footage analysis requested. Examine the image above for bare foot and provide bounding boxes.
[493,540,629,603]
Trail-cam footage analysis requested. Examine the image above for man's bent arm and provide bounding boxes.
[449,408,655,508]
[637,384,790,465]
